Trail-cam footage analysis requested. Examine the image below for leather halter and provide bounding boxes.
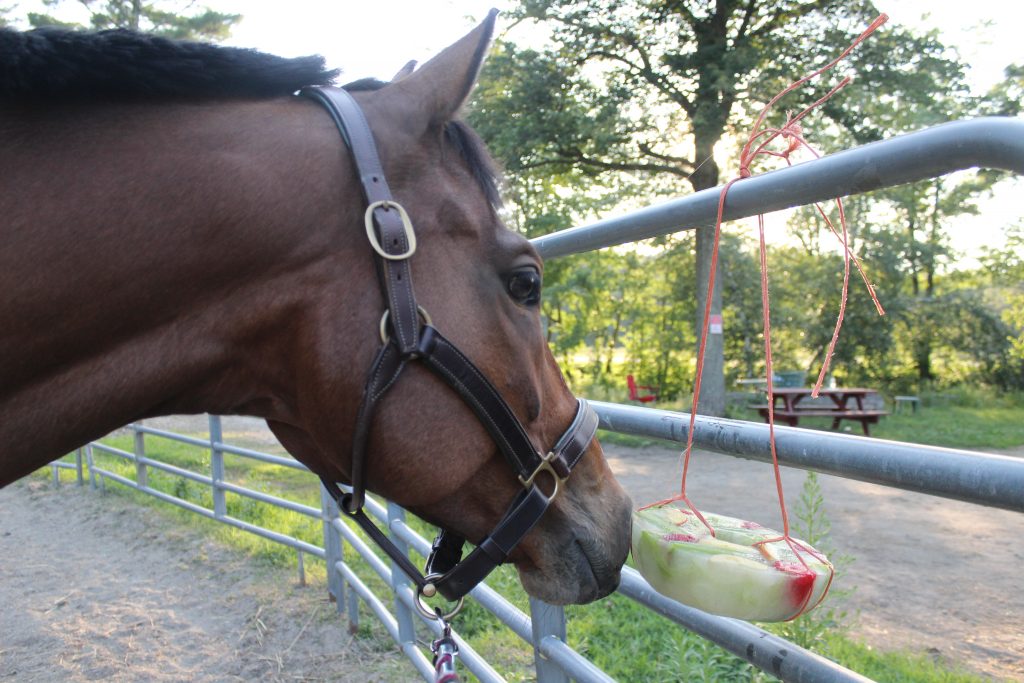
[301,86,599,604]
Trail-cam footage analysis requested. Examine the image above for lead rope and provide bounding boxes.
[430,610,461,683]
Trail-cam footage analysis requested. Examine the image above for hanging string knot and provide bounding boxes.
[671,14,890,585]
[780,118,803,159]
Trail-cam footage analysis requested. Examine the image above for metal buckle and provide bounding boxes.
[379,306,432,344]
[518,451,566,501]
[365,200,417,260]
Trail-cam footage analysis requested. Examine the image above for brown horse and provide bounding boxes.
[0,16,632,604]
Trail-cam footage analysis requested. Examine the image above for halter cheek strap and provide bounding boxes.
[301,85,598,603]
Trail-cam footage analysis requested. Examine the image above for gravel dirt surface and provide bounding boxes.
[2,416,1021,681]
[605,443,1024,682]
[0,479,414,682]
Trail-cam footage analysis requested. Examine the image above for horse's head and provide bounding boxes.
[268,12,631,605]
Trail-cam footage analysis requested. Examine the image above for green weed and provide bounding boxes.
[732,396,1024,449]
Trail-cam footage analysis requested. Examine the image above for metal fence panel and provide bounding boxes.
[590,401,1024,513]
[532,117,1024,260]
[65,418,878,682]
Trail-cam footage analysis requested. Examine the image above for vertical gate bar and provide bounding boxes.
[209,415,226,517]
[133,423,147,488]
[51,463,59,486]
[75,448,84,486]
[387,502,417,648]
[320,484,346,614]
[529,597,570,683]
[86,444,96,490]
[347,576,361,634]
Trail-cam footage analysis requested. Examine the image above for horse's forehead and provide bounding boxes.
[351,87,501,206]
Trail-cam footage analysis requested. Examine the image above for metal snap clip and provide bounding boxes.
[414,575,464,621]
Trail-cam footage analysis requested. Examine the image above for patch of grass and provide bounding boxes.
[821,637,984,683]
[731,401,1024,449]
[872,405,1024,449]
[565,594,765,682]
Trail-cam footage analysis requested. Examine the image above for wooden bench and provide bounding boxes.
[752,406,888,436]
[893,395,920,414]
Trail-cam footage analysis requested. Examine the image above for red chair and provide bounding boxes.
[627,374,659,403]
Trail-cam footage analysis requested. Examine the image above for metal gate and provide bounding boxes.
[52,116,1024,682]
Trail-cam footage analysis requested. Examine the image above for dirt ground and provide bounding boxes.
[1,420,1022,681]
[604,444,1024,682]
[0,480,414,682]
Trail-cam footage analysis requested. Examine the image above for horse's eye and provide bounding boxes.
[507,268,542,306]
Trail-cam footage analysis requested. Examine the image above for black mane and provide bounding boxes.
[0,28,502,207]
[0,27,338,101]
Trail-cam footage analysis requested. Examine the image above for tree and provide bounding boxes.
[25,0,239,40]
[785,35,1022,387]
[982,63,1023,118]
[483,0,972,415]
[976,225,1024,389]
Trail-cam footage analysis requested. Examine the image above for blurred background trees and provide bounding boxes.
[468,0,1023,408]
[9,0,238,39]
[4,0,1020,407]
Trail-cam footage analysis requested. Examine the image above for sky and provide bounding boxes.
[220,0,1021,265]
[215,1,1021,96]
[11,0,1024,263]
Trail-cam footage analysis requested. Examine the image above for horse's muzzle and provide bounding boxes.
[518,485,633,605]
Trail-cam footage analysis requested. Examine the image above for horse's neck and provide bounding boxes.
[0,100,362,486]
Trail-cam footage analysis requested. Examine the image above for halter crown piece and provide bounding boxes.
[300,86,598,614]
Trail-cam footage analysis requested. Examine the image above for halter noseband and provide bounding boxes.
[301,86,598,607]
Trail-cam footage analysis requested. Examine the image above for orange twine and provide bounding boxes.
[650,13,890,620]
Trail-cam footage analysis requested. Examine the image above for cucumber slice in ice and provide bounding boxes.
[631,502,833,622]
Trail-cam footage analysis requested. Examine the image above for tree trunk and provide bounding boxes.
[131,0,142,30]
[690,143,725,416]
[914,336,934,382]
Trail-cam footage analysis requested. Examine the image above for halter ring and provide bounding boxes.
[365,200,417,260]
[518,451,566,501]
[414,576,464,621]
[379,306,432,344]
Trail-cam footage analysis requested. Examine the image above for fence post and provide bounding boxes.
[346,570,360,633]
[387,502,417,648]
[75,448,84,486]
[296,550,306,586]
[320,484,346,615]
[209,415,226,517]
[530,597,570,683]
[133,423,147,489]
[86,444,96,490]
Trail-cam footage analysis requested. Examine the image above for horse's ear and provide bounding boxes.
[391,60,417,82]
[383,9,497,128]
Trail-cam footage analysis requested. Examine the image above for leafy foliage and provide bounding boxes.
[25,0,239,40]
[470,0,1023,399]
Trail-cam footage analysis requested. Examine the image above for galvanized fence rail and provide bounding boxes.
[57,416,875,683]
[50,116,1024,682]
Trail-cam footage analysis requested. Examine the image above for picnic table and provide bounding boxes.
[753,387,888,436]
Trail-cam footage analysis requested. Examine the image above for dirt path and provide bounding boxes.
[604,444,1024,682]
[0,480,415,682]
